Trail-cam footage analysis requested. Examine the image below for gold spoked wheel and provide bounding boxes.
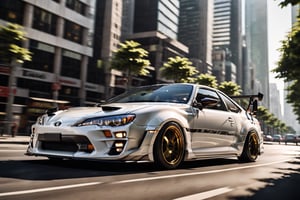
[248,132,259,160]
[239,132,259,162]
[154,122,185,169]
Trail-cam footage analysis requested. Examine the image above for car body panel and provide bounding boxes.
[26,83,263,166]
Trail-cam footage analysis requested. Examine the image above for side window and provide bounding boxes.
[196,88,226,111]
[219,93,241,113]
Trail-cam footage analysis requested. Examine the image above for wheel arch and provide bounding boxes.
[239,129,261,162]
[151,121,187,169]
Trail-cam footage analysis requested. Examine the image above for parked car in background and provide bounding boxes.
[264,134,273,142]
[272,134,283,144]
[284,134,300,145]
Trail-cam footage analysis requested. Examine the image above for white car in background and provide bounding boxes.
[26,83,264,169]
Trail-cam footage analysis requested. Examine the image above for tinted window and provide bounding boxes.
[196,88,226,110]
[33,7,57,35]
[219,93,241,113]
[108,84,193,104]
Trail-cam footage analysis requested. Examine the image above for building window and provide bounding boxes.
[0,0,24,24]
[59,86,80,106]
[33,7,57,35]
[86,91,102,103]
[64,20,83,44]
[23,40,55,73]
[66,0,86,15]
[61,49,81,79]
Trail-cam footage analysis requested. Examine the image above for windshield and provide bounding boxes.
[107,84,194,104]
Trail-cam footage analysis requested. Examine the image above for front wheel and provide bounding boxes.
[153,122,185,169]
[239,132,259,162]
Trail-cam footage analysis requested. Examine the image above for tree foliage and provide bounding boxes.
[160,56,198,83]
[111,40,150,87]
[257,106,288,134]
[272,1,300,122]
[218,81,242,96]
[277,0,300,8]
[0,23,32,64]
[273,21,300,81]
[194,73,218,88]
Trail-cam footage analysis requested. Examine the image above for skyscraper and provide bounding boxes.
[91,0,123,98]
[212,0,242,84]
[126,0,189,83]
[245,0,269,106]
[178,0,214,74]
[134,0,179,40]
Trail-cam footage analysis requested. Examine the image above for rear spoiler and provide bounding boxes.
[230,93,264,115]
[230,93,264,101]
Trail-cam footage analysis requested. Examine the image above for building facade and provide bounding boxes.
[126,0,189,83]
[0,0,97,133]
[178,0,214,74]
[212,0,242,85]
[90,0,123,98]
[245,0,269,107]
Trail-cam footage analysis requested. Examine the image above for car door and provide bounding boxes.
[191,88,238,154]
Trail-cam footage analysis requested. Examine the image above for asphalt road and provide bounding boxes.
[0,143,299,200]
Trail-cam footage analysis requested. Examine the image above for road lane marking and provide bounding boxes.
[173,187,233,200]
[114,159,292,184]
[0,182,102,197]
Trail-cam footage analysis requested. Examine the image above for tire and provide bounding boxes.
[153,122,185,169]
[239,132,259,162]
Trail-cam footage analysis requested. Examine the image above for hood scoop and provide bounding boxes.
[101,106,121,111]
[46,107,58,116]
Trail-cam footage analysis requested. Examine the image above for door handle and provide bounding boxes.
[228,117,234,123]
[228,117,235,127]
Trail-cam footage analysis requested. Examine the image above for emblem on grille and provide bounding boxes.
[54,121,62,126]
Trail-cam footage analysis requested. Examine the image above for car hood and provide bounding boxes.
[42,103,180,126]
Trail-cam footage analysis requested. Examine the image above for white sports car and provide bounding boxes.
[26,83,264,169]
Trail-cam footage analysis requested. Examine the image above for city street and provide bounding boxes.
[0,142,299,200]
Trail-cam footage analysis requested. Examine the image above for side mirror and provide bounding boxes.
[192,100,203,110]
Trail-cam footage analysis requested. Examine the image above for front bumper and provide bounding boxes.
[26,124,156,162]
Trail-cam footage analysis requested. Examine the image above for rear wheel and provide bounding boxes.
[239,132,259,162]
[153,122,185,169]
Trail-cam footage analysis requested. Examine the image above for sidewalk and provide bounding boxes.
[0,134,30,145]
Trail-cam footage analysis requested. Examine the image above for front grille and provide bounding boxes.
[38,134,94,153]
[41,141,78,152]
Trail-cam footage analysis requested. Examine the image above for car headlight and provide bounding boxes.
[74,114,136,127]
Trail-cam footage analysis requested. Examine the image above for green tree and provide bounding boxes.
[160,56,198,83]
[257,106,287,135]
[277,0,300,7]
[272,0,300,122]
[194,73,218,88]
[111,40,150,89]
[0,23,32,135]
[0,23,32,64]
[218,81,242,96]
[286,125,296,134]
